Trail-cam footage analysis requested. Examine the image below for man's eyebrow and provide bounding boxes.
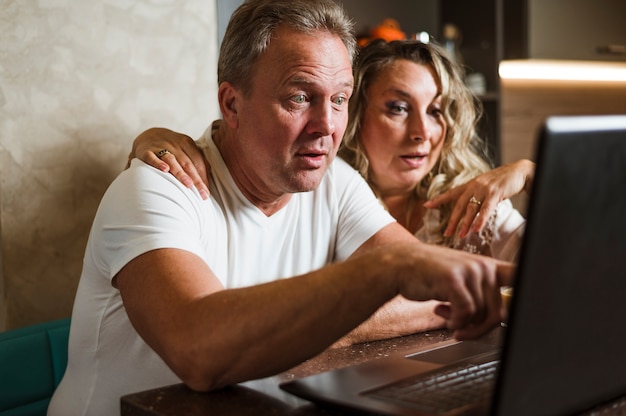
[289,76,353,90]
[342,81,355,90]
[289,76,312,85]
[290,75,311,84]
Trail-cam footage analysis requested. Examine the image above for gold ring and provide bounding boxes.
[469,196,482,206]
[156,149,171,159]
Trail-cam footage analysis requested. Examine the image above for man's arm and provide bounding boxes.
[334,222,447,347]
[115,222,512,392]
[114,245,400,392]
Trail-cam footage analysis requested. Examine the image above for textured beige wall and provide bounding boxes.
[0,0,219,331]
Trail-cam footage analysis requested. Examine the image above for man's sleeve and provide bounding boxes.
[332,158,396,261]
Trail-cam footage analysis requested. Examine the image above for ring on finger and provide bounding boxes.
[156,149,172,159]
[469,196,482,206]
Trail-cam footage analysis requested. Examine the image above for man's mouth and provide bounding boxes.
[297,149,327,168]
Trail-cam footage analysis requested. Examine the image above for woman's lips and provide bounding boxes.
[400,153,428,168]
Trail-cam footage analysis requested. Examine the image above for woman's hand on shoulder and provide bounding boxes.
[127,128,210,199]
[424,159,535,238]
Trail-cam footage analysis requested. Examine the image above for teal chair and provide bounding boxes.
[0,318,70,416]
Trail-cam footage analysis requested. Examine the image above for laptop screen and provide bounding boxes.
[493,115,626,415]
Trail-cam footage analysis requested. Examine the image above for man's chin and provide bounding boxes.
[289,172,326,193]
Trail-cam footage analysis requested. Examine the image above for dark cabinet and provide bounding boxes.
[440,0,503,164]
[526,0,626,62]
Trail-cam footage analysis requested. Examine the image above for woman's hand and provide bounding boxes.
[424,159,535,238]
[127,128,210,199]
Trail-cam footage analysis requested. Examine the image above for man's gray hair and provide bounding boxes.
[218,0,356,94]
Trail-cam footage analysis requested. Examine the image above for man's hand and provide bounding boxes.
[391,243,515,340]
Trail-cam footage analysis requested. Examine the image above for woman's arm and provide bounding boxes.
[128,128,210,199]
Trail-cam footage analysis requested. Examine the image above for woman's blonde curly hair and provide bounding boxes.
[338,39,492,241]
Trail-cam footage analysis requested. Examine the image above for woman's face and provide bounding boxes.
[359,59,446,197]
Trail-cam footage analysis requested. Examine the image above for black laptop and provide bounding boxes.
[280,115,626,416]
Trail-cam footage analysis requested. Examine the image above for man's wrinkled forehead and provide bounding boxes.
[245,26,352,90]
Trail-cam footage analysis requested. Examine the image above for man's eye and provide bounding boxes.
[292,94,306,104]
[335,96,349,106]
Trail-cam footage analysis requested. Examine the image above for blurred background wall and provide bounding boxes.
[0,0,219,331]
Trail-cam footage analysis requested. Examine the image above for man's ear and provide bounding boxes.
[218,82,239,128]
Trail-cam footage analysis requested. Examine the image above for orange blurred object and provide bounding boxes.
[358,18,406,47]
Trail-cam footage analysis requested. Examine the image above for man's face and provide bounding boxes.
[228,25,353,202]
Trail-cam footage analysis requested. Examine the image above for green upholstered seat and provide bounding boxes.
[0,318,70,416]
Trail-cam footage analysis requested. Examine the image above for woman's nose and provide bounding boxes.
[409,115,431,142]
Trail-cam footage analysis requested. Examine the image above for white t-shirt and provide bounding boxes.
[48,126,395,416]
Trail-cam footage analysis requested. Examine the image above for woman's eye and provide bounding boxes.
[387,102,408,114]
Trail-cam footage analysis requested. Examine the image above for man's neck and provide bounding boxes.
[212,121,293,217]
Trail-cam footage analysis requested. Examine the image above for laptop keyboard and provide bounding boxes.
[365,360,498,414]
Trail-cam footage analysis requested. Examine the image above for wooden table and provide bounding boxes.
[121,328,626,415]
